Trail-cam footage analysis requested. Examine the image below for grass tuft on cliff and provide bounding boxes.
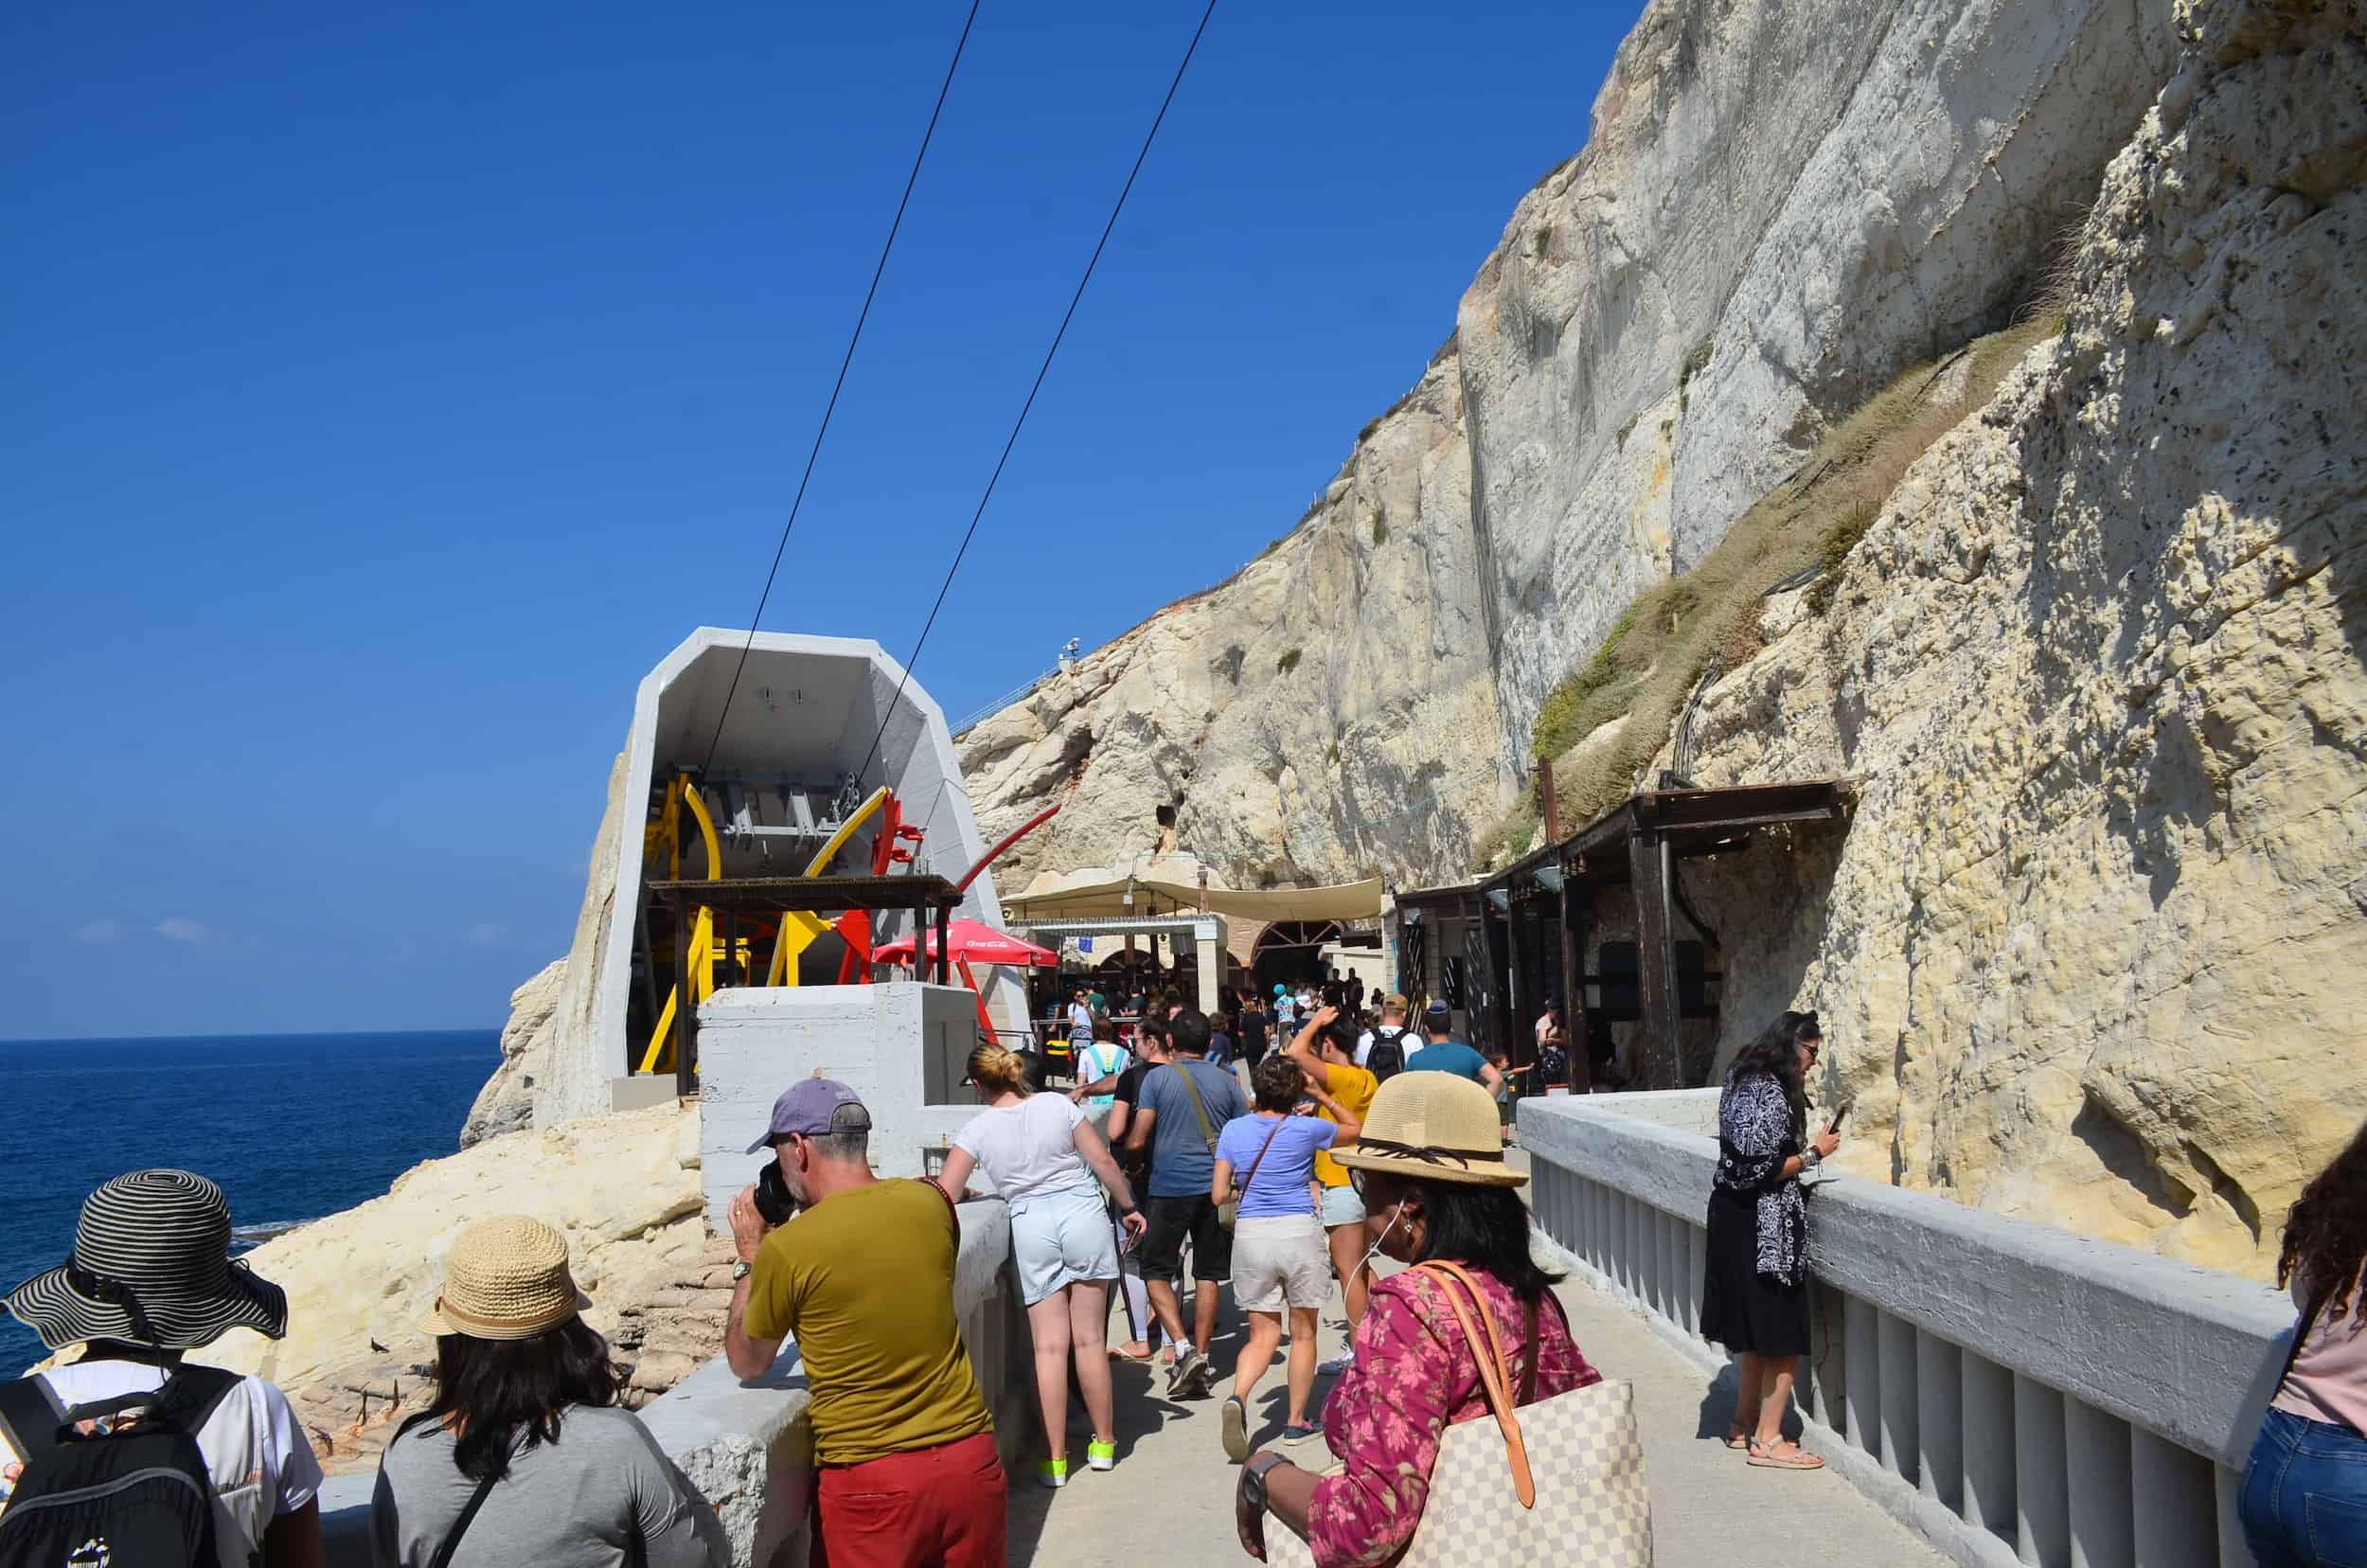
[1518,312,2065,831]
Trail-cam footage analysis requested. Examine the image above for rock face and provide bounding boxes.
[463,747,629,1145]
[1654,0,2367,1279]
[962,0,2180,889]
[951,0,2367,1280]
[198,1103,729,1470]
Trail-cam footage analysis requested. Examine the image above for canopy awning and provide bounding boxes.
[1002,871,1383,925]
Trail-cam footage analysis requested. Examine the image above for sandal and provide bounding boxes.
[1747,1438,1825,1470]
[1111,1342,1153,1362]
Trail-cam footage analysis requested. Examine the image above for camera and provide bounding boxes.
[754,1157,799,1227]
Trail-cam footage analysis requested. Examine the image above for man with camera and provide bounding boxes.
[723,1078,1005,1566]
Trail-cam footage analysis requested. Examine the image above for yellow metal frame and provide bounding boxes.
[638,779,894,1074]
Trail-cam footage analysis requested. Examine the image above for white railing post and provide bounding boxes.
[1917,1329,1963,1510]
[2065,1397,2133,1568]
[2216,1464,2258,1568]
[1962,1350,2016,1545]
[2016,1375,2071,1566]
[2130,1426,2216,1568]
[1880,1309,1920,1485]
[1845,1292,1882,1458]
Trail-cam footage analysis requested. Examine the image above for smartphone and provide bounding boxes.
[1825,1100,1850,1135]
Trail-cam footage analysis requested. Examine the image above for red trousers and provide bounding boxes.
[811,1432,1006,1568]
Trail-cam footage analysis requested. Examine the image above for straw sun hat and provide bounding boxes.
[421,1216,593,1342]
[1331,1072,1528,1188]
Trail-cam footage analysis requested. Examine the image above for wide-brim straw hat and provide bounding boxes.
[5,1169,289,1352]
[1331,1072,1528,1187]
[420,1215,593,1342]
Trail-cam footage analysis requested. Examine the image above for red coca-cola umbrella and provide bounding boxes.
[872,918,1059,969]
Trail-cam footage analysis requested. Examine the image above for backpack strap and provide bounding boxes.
[0,1377,68,1461]
[149,1363,242,1433]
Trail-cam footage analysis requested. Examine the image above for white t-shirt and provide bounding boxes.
[1,1358,324,1565]
[952,1094,1100,1203]
[1067,1001,1095,1041]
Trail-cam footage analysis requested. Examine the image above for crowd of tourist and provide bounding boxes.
[5,995,2361,1568]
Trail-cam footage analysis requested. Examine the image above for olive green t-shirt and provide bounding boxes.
[744,1177,992,1466]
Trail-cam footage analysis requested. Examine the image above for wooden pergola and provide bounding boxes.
[1393,780,1851,1087]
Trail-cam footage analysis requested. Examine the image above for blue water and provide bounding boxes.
[0,1030,498,1369]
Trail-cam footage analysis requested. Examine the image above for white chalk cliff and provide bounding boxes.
[958,0,2367,1278]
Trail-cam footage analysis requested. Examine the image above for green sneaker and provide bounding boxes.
[1036,1457,1070,1489]
[1086,1438,1117,1472]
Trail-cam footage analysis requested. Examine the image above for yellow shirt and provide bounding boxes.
[1313,1063,1378,1187]
[745,1177,993,1465]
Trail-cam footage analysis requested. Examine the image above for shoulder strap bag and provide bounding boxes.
[1219,1114,1289,1229]
[1171,1065,1247,1228]
[1263,1262,1651,1568]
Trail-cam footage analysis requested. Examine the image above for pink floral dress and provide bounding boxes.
[1307,1266,1599,1567]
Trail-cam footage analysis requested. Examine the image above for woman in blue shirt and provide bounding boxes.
[1210,1054,1362,1462]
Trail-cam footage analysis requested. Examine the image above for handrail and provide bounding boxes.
[950,665,1063,738]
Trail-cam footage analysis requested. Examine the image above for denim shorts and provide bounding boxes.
[2240,1406,2367,1568]
[1006,1185,1118,1306]
[1318,1182,1365,1228]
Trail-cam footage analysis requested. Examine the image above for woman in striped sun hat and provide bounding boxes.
[1,1167,325,1566]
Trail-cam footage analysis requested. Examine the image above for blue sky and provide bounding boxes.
[3,0,1641,1039]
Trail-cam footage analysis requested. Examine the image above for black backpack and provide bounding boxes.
[1366,1026,1414,1083]
[0,1364,241,1568]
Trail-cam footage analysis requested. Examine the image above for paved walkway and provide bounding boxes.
[1002,1239,1946,1565]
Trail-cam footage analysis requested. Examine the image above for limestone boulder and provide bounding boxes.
[197,1103,726,1467]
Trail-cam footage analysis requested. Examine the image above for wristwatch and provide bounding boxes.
[731,1258,754,1282]
[1240,1452,1290,1514]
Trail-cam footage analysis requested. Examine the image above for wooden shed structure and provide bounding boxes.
[1393,779,1851,1089]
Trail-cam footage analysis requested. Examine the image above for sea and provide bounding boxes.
[0,1030,498,1369]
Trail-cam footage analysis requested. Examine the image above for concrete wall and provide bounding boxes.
[319,1199,1030,1567]
[1520,1093,2292,1568]
[561,629,1025,1128]
[697,983,987,1231]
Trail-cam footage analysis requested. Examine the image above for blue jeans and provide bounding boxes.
[2242,1407,2367,1568]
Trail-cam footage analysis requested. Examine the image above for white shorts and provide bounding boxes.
[1318,1183,1365,1228]
[1231,1214,1331,1313]
[1008,1185,1118,1306]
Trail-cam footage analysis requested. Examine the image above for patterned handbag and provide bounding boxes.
[1263,1261,1650,1567]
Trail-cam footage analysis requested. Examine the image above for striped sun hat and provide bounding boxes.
[4,1169,289,1351]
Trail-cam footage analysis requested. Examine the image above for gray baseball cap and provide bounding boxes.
[745,1078,872,1152]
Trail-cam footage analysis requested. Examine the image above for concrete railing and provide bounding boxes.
[318,1199,1030,1567]
[1520,1092,2294,1568]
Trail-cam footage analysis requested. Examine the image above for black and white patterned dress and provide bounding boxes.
[1699,1067,1811,1355]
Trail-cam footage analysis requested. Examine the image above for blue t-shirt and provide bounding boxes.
[1139,1058,1251,1198]
[1215,1113,1338,1217]
[1403,1040,1489,1082]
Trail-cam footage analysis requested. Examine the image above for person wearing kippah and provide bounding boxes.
[1,1168,325,1567]
[370,1214,726,1567]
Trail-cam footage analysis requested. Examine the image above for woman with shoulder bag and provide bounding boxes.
[1234,1072,1610,1566]
[1211,1055,1362,1463]
[372,1215,728,1568]
[2240,1114,2367,1567]
[1700,1009,1838,1469]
